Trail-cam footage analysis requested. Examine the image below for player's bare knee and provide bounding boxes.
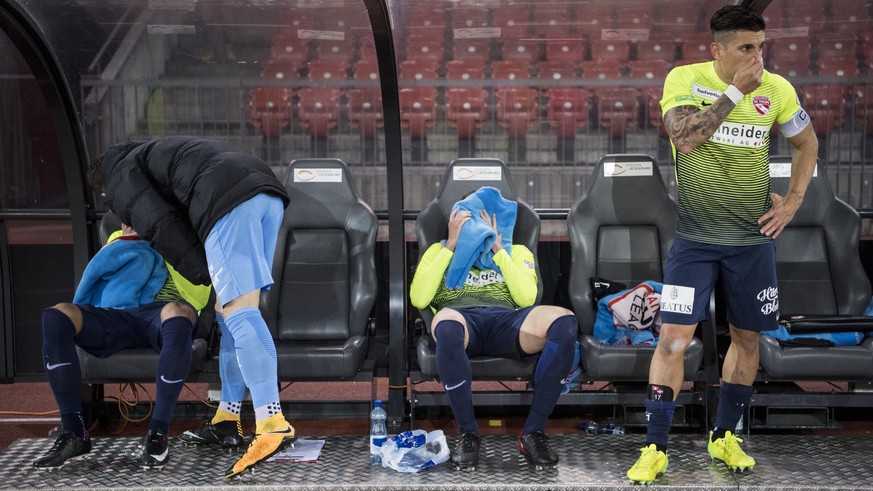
[161,301,197,325]
[656,328,694,358]
[49,303,83,333]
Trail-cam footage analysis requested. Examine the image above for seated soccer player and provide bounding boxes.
[33,224,210,470]
[409,187,577,470]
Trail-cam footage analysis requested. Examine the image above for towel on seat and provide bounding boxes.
[444,187,517,289]
[594,281,663,346]
[73,237,168,308]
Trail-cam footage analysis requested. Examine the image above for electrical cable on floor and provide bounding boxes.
[0,409,60,416]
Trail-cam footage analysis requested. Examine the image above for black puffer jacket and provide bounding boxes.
[100,137,289,285]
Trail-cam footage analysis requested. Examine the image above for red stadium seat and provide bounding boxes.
[533,9,575,38]
[404,35,445,63]
[800,84,847,135]
[347,87,383,138]
[536,61,577,83]
[680,35,712,64]
[491,60,531,81]
[627,60,671,80]
[615,5,653,29]
[495,87,538,138]
[493,6,531,38]
[500,39,542,63]
[452,39,491,61]
[445,60,486,81]
[306,59,348,81]
[270,34,310,66]
[450,8,490,29]
[580,60,623,82]
[767,59,813,78]
[353,60,379,81]
[447,88,489,138]
[315,40,356,62]
[406,8,448,29]
[248,87,292,137]
[260,61,301,81]
[596,87,640,138]
[816,57,860,86]
[399,87,438,138]
[817,37,859,61]
[546,88,590,137]
[545,40,586,63]
[590,40,631,62]
[399,59,439,82]
[635,40,678,62]
[767,39,811,64]
[297,87,340,138]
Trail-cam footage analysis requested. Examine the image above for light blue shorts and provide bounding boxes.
[205,193,284,306]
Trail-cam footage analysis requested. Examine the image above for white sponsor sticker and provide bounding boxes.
[454,27,502,39]
[768,162,818,178]
[293,168,343,182]
[603,161,654,177]
[452,166,502,181]
[298,29,345,41]
[600,28,650,41]
[147,24,196,35]
[660,285,695,315]
[692,83,721,101]
[709,121,770,148]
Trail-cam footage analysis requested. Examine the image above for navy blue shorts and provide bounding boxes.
[660,238,779,332]
[455,306,537,358]
[74,301,192,358]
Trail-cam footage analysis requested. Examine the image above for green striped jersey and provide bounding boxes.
[154,271,183,303]
[661,62,802,245]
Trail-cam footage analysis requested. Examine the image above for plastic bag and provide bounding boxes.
[378,429,450,473]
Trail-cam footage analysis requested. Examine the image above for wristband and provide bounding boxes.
[724,84,744,105]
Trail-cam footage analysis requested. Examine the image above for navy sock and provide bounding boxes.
[150,316,193,433]
[42,308,86,438]
[645,398,677,451]
[434,320,477,434]
[713,381,753,440]
[523,315,577,435]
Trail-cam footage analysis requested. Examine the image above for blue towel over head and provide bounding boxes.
[444,186,517,289]
[73,238,168,308]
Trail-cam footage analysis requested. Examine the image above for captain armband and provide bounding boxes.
[779,107,810,138]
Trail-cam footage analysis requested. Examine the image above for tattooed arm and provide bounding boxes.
[663,99,736,154]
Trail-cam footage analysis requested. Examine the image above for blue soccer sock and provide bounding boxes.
[42,308,87,438]
[645,395,676,452]
[224,307,280,418]
[712,381,753,440]
[150,316,193,433]
[524,315,577,435]
[216,312,246,409]
[434,320,477,434]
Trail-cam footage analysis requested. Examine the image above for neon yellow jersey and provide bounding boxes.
[409,243,538,312]
[107,230,211,313]
[661,62,802,245]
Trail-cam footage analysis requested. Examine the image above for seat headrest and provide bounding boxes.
[434,158,520,214]
[584,154,672,224]
[769,157,831,226]
[284,158,367,228]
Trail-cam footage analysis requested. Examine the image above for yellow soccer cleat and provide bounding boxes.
[708,431,755,472]
[224,425,296,478]
[627,444,668,484]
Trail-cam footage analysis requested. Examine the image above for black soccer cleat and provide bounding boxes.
[451,432,481,471]
[519,431,558,470]
[32,432,92,470]
[138,429,170,469]
[179,420,244,452]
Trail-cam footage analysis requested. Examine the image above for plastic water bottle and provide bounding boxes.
[369,400,388,464]
[735,416,744,437]
[583,421,626,435]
